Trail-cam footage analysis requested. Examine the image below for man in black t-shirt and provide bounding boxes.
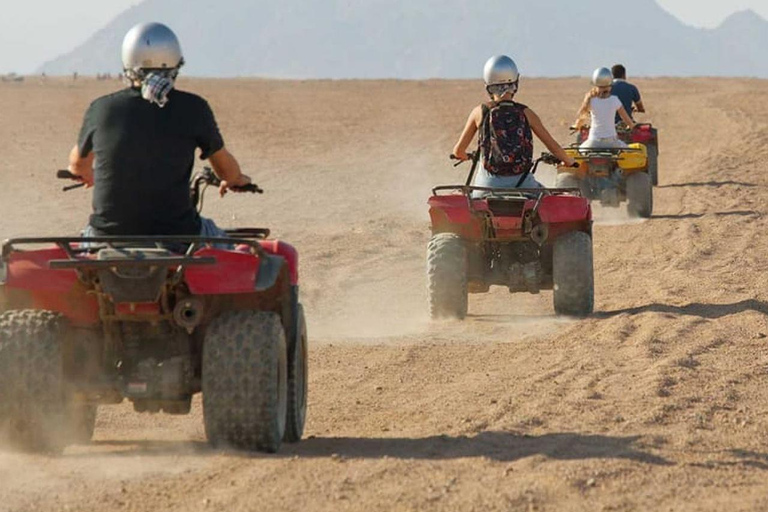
[68,22,251,237]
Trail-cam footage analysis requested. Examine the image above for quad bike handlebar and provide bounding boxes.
[448,151,577,189]
[449,152,478,167]
[56,167,264,212]
[56,169,86,191]
[190,167,263,212]
[539,152,578,168]
[192,166,264,195]
[449,152,575,168]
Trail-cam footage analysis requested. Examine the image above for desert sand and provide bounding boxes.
[0,76,767,511]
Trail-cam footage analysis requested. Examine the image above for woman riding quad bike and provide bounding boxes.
[573,67,636,149]
[451,55,576,193]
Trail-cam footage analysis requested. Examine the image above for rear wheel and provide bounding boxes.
[553,232,594,317]
[0,310,85,452]
[203,310,287,453]
[626,172,653,218]
[427,233,468,319]
[284,304,307,443]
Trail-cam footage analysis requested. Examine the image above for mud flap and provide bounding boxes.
[255,254,285,292]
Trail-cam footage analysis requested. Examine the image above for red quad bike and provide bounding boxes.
[576,123,660,185]
[0,167,307,453]
[427,152,594,319]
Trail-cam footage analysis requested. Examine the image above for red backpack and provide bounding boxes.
[479,101,534,176]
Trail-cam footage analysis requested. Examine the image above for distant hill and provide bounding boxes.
[38,0,768,78]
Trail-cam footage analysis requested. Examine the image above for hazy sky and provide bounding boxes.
[1,0,767,74]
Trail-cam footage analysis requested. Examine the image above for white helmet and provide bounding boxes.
[591,67,613,87]
[483,55,520,86]
[122,22,184,74]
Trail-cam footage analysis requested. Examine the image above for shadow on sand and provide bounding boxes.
[596,299,768,319]
[652,210,759,220]
[466,313,563,324]
[73,431,672,466]
[657,181,757,189]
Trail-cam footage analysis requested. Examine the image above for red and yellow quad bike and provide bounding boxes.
[427,152,594,320]
[556,143,652,218]
[0,168,307,454]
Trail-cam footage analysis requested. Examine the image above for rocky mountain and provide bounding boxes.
[38,0,768,78]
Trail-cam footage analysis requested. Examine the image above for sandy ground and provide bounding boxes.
[1,76,768,511]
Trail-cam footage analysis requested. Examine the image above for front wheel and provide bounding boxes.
[427,233,468,319]
[552,232,594,317]
[203,310,288,453]
[626,172,653,218]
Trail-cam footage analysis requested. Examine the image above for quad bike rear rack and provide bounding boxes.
[1,233,271,267]
[431,185,582,197]
[566,146,643,154]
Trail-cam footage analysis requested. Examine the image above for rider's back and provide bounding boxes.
[588,95,622,140]
[611,80,640,121]
[79,87,223,236]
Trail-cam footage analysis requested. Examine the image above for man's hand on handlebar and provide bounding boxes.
[219,173,253,197]
[68,166,93,188]
[56,169,89,191]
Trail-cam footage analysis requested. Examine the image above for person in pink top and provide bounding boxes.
[575,67,636,148]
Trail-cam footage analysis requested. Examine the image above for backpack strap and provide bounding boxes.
[478,103,491,151]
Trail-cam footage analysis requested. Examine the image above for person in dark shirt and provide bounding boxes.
[611,64,645,123]
[68,22,251,237]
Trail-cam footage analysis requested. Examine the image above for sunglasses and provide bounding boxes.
[487,82,519,97]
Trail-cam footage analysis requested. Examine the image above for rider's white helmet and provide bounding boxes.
[591,67,613,87]
[483,55,520,86]
[122,22,184,75]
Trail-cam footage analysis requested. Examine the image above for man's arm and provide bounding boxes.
[68,144,95,187]
[633,85,645,113]
[208,147,252,195]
